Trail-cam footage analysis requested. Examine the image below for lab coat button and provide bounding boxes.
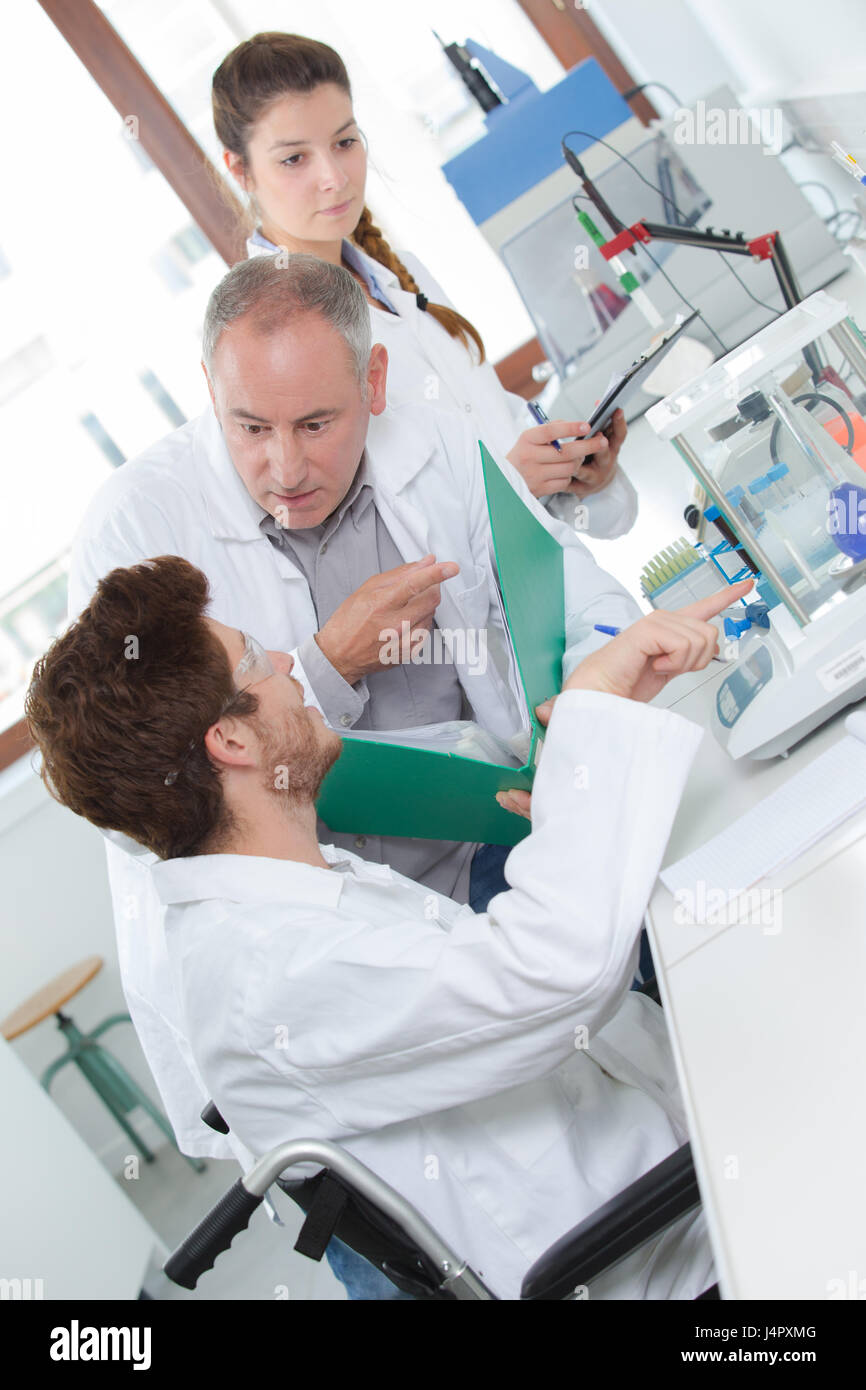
[339,714,352,727]
[464,403,472,412]
[354,835,367,848]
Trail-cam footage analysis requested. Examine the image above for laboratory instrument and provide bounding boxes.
[647,291,866,759]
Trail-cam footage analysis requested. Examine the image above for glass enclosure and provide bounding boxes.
[500,132,711,376]
[646,292,866,627]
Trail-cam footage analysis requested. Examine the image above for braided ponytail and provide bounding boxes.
[352,206,486,364]
[213,35,487,364]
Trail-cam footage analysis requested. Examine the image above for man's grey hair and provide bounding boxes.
[202,253,372,385]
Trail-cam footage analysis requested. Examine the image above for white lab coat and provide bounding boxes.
[153,689,713,1300]
[68,402,643,1160]
[247,234,639,538]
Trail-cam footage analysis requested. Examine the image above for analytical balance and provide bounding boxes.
[647,291,866,759]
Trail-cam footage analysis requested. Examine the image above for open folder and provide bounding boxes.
[315,443,565,847]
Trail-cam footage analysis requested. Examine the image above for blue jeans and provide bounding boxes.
[469,840,511,911]
[322,843,510,1301]
[325,1235,417,1300]
[636,928,655,986]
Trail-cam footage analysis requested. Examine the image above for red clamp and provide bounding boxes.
[599,221,652,260]
[747,231,778,261]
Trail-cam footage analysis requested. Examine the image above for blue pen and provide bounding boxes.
[527,400,562,452]
[594,624,621,636]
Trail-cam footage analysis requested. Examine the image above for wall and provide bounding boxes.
[0,756,169,1174]
[0,1036,161,1299]
[591,0,866,106]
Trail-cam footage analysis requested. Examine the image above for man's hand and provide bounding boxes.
[506,409,627,500]
[315,555,459,686]
[495,579,755,821]
[495,788,532,821]
[564,578,755,704]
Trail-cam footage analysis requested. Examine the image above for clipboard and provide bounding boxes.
[587,311,701,434]
[314,442,565,847]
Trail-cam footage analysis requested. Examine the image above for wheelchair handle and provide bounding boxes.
[165,1137,492,1297]
[164,1178,263,1289]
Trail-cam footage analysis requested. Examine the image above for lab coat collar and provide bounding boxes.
[345,238,401,291]
[151,843,395,910]
[364,406,437,494]
[246,230,399,296]
[193,409,270,542]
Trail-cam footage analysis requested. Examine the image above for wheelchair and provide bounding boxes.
[164,1099,720,1300]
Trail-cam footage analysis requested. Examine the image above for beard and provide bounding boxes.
[256,704,342,809]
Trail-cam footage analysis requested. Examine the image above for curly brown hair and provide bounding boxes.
[25,556,258,860]
[212,31,486,362]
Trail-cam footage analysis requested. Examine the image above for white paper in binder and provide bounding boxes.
[660,709,866,915]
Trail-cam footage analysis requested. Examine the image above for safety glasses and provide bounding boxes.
[164,633,275,787]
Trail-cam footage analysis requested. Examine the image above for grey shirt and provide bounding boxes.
[259,456,478,904]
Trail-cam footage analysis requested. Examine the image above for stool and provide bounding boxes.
[1,955,204,1173]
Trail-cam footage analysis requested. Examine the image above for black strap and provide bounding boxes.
[293,1174,349,1261]
[279,1172,452,1298]
[415,291,429,311]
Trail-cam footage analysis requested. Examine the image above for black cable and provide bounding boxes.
[622,80,684,109]
[561,129,790,324]
[769,392,855,468]
[570,181,729,352]
[826,208,864,242]
[716,254,779,313]
[796,180,839,217]
[633,238,729,354]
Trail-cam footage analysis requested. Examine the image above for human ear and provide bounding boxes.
[367,343,389,416]
[203,716,257,771]
[223,148,249,194]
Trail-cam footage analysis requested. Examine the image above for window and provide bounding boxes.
[0,1,223,735]
[0,338,54,406]
[98,0,565,359]
[80,413,126,469]
[139,368,187,428]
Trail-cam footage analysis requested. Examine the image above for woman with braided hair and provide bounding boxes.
[212,32,637,536]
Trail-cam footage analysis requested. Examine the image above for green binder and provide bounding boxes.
[315,442,565,847]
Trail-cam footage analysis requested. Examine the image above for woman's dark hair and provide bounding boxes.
[25,556,258,860]
[212,32,486,362]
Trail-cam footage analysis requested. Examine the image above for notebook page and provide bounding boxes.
[342,721,523,767]
[660,724,866,910]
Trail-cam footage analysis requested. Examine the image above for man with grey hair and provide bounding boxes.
[202,253,373,387]
[71,252,642,909]
[67,252,643,1294]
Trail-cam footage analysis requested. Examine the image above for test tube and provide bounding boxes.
[765,463,795,506]
[725,485,763,531]
[747,476,772,518]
